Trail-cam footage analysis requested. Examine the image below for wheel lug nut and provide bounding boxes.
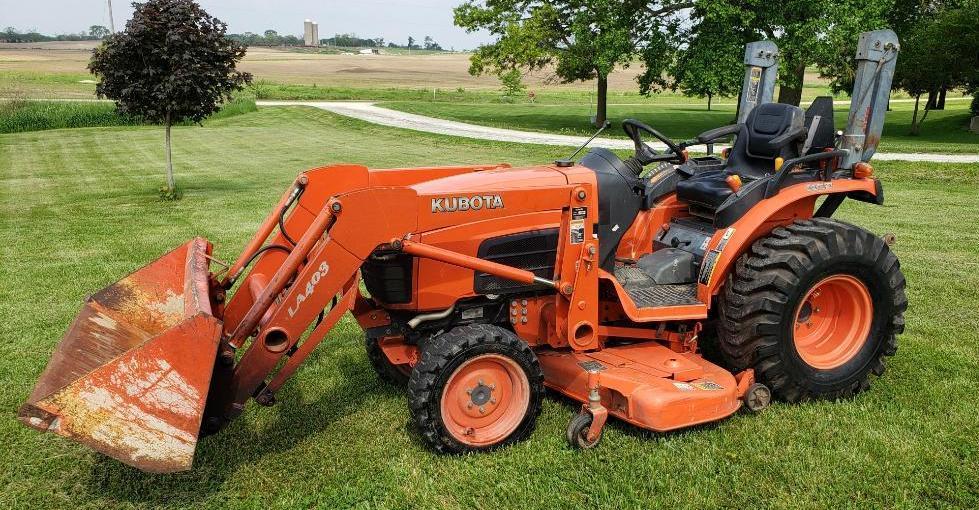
[490,398,496,404]
[467,403,473,409]
[479,406,486,414]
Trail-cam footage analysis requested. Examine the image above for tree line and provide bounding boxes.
[1,25,111,42]
[225,30,446,51]
[456,0,979,133]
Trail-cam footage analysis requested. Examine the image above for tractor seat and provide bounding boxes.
[675,170,737,210]
[676,102,806,210]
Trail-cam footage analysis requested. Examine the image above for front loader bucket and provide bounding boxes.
[18,238,222,473]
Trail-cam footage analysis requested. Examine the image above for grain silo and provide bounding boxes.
[303,19,314,46]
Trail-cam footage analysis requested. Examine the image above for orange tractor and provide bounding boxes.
[20,31,906,472]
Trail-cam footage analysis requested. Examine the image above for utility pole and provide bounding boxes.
[107,0,116,33]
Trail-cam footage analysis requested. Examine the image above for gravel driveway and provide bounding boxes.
[257,100,979,163]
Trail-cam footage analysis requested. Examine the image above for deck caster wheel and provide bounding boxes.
[744,383,772,413]
[566,412,602,449]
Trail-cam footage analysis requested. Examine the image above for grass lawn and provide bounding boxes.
[380,100,979,155]
[1,107,978,509]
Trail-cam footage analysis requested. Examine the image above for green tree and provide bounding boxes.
[894,0,979,134]
[263,29,281,45]
[669,21,744,110]
[499,68,526,97]
[89,25,110,39]
[690,0,890,106]
[455,0,690,126]
[423,35,443,51]
[89,0,251,198]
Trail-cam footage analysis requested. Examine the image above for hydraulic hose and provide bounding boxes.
[226,244,292,287]
[278,184,305,246]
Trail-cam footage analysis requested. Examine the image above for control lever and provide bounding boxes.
[555,121,612,167]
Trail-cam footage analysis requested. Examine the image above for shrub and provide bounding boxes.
[499,69,526,98]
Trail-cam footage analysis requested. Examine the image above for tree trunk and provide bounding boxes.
[707,93,713,111]
[926,88,938,110]
[919,100,932,132]
[164,113,175,193]
[777,61,806,107]
[595,75,608,127]
[910,94,921,136]
[937,86,947,110]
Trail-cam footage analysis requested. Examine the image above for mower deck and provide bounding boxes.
[537,342,742,432]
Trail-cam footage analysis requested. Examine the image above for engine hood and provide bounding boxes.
[411,165,573,232]
[411,165,568,195]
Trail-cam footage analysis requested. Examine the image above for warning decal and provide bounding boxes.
[692,380,725,391]
[747,67,762,104]
[699,250,720,285]
[570,207,587,244]
[715,227,736,252]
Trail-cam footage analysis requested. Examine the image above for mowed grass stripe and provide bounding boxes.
[0,107,977,509]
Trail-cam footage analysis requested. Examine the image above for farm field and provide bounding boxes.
[1,106,978,509]
[0,41,844,102]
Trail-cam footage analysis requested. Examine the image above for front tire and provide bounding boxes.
[408,324,544,453]
[365,332,412,386]
[718,218,907,402]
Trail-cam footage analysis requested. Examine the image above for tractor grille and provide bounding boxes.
[474,229,559,294]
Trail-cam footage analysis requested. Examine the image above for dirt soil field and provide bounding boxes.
[1,41,830,94]
[0,42,632,90]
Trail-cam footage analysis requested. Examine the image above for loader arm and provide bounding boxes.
[18,162,543,472]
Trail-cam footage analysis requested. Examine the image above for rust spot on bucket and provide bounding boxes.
[19,238,222,473]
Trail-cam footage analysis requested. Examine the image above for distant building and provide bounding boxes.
[303,19,312,46]
[303,19,319,47]
[359,48,379,55]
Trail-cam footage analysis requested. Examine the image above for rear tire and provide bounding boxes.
[717,218,907,402]
[408,324,543,454]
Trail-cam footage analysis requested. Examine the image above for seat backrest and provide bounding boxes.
[726,102,805,178]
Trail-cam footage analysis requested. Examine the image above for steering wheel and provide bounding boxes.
[621,119,686,167]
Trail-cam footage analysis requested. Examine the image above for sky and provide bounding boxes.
[0,0,494,50]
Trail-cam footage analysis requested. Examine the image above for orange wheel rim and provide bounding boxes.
[793,274,873,369]
[440,354,530,446]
